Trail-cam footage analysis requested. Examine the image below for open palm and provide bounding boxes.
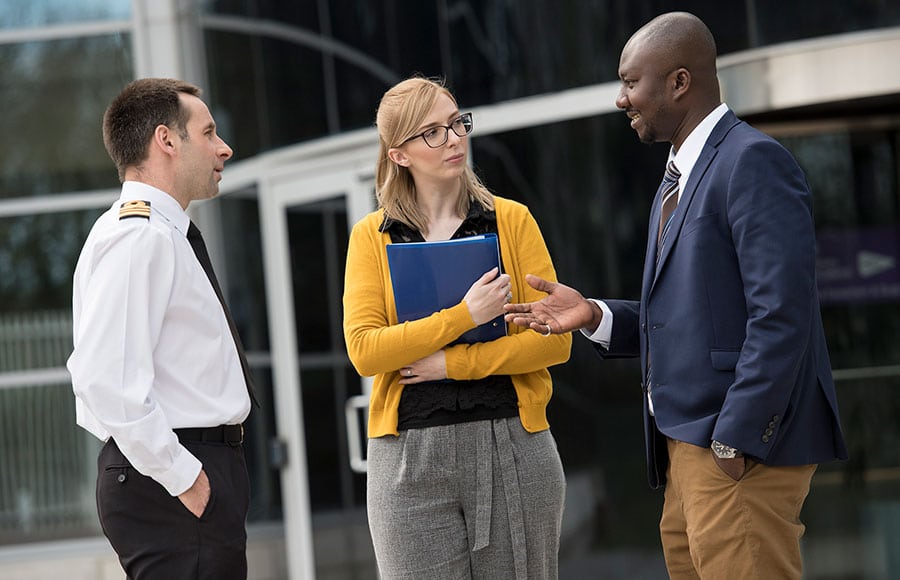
[503,275,598,334]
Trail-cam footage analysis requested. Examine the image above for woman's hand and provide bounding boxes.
[399,351,448,383]
[462,267,511,325]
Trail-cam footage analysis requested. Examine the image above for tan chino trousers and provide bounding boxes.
[660,438,817,580]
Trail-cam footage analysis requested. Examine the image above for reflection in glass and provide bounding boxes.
[0,209,108,545]
[0,209,101,315]
[0,382,101,544]
[781,127,900,369]
[750,0,900,45]
[0,35,132,199]
[218,195,270,352]
[205,30,329,160]
[0,0,130,29]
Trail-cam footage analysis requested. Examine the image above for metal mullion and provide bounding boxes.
[0,20,131,45]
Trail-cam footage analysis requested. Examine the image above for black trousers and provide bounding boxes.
[96,437,250,580]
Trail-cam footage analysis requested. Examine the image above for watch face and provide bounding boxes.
[712,441,737,458]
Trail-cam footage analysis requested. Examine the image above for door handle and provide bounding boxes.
[344,394,369,473]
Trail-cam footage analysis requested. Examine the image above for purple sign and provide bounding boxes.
[816,227,900,305]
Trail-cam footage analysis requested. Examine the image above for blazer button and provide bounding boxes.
[768,421,776,428]
[117,472,127,483]
[772,415,781,422]
[764,428,774,437]
[761,435,770,443]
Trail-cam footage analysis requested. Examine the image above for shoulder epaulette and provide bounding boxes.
[119,200,151,220]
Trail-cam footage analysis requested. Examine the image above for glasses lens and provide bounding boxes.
[422,126,448,148]
[451,114,473,137]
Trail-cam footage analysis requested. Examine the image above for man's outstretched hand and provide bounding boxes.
[503,274,602,334]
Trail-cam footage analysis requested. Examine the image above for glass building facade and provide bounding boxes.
[1,1,899,579]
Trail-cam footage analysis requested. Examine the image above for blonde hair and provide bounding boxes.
[374,77,493,235]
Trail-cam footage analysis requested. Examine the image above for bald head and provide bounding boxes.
[616,12,721,148]
[626,12,719,99]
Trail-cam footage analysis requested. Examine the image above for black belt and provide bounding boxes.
[174,424,244,446]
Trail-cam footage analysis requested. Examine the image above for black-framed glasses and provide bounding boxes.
[403,112,474,148]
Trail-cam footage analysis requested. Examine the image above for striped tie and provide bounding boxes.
[647,161,681,413]
[657,160,681,256]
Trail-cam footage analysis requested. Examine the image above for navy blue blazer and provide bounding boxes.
[599,110,848,489]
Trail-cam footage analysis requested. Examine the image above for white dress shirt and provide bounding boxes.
[68,181,251,496]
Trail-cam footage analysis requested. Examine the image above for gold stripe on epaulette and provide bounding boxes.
[119,200,151,220]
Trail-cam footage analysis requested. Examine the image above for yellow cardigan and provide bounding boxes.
[343,196,572,437]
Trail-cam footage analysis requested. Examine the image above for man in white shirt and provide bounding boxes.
[68,78,253,580]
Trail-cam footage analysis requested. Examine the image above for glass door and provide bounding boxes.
[259,164,376,580]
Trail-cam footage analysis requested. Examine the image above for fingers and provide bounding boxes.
[503,302,532,314]
[503,312,553,335]
[465,270,512,325]
[398,366,418,384]
[532,321,554,336]
[476,267,499,284]
[474,269,510,292]
[524,274,555,293]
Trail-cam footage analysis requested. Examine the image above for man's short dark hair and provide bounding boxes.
[102,78,202,181]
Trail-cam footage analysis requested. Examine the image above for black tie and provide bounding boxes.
[187,221,259,408]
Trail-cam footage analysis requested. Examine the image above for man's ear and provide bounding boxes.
[387,147,411,167]
[671,68,691,99]
[153,124,177,156]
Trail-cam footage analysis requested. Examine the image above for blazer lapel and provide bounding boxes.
[649,111,740,291]
[652,153,707,278]
[642,180,665,299]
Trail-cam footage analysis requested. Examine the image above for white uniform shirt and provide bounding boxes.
[68,181,251,496]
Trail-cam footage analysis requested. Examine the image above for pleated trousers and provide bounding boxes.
[367,418,566,580]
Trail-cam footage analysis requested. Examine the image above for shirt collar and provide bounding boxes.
[120,181,191,236]
[379,199,496,238]
[669,102,729,187]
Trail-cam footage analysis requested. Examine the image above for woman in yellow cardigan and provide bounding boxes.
[343,76,572,580]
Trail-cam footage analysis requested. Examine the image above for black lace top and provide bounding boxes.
[381,203,518,430]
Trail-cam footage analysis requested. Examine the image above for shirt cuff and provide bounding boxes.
[580,299,612,348]
[156,447,203,496]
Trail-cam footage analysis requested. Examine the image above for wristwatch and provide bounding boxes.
[711,440,743,459]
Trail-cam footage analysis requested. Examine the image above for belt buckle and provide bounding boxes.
[239,423,244,444]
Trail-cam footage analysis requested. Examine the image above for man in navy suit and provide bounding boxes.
[505,11,847,580]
